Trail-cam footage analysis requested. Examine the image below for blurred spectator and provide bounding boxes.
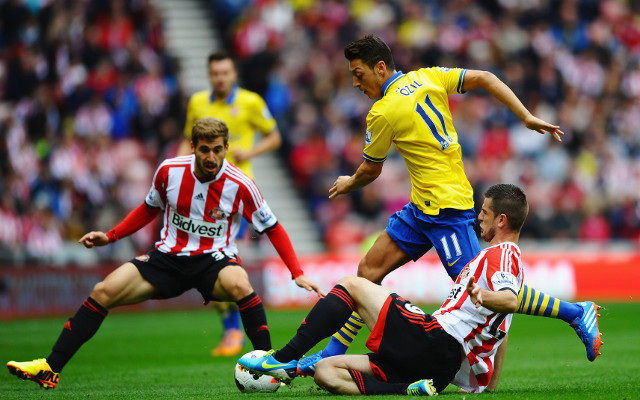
[0,0,184,265]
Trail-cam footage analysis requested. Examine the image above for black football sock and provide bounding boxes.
[237,292,271,350]
[47,297,108,372]
[349,369,409,395]
[275,284,355,362]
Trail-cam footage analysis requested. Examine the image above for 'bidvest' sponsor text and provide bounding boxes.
[170,210,226,238]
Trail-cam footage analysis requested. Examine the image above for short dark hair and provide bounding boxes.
[344,35,396,71]
[208,51,233,65]
[191,117,229,147]
[484,184,529,232]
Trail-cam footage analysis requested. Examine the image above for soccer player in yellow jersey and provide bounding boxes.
[296,36,602,390]
[178,52,281,176]
[178,52,282,357]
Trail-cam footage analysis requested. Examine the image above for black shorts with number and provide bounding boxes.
[130,249,240,303]
[365,293,462,392]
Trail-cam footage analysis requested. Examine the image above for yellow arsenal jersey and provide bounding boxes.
[184,86,276,178]
[363,68,474,215]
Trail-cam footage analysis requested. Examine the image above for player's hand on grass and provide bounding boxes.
[294,275,326,298]
[78,231,110,248]
[466,276,483,308]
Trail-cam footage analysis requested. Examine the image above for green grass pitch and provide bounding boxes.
[1,302,638,399]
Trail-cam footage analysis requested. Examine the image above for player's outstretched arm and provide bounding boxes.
[265,223,325,297]
[462,70,564,142]
[78,231,110,248]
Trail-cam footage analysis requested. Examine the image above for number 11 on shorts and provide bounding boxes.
[440,233,462,260]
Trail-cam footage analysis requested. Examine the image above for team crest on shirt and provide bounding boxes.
[365,129,372,145]
[458,264,470,280]
[231,106,239,117]
[208,207,227,220]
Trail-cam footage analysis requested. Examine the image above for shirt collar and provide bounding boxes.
[209,85,239,105]
[381,71,405,98]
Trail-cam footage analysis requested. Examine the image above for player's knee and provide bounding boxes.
[337,275,359,291]
[220,276,253,300]
[313,361,337,392]
[90,281,114,308]
[339,275,372,297]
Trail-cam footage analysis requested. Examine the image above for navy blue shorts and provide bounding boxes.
[131,249,241,304]
[386,203,481,276]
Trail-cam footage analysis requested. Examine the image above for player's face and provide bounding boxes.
[192,136,228,180]
[478,198,498,242]
[349,59,385,99]
[209,58,237,98]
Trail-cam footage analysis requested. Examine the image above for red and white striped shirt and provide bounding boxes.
[433,242,523,393]
[145,156,277,256]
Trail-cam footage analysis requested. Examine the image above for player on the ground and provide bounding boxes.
[177,51,283,357]
[299,35,602,386]
[6,117,323,389]
[240,184,545,395]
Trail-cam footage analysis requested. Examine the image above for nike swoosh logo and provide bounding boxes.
[448,257,462,267]
[261,360,291,369]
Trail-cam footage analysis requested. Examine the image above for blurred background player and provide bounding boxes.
[302,35,602,380]
[6,117,322,389]
[178,52,283,357]
[239,184,532,395]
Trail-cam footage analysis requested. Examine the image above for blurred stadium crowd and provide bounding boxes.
[1,0,640,265]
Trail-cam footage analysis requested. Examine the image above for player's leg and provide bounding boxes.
[312,226,413,364]
[314,354,431,395]
[313,355,374,394]
[210,302,244,356]
[315,284,447,396]
[7,262,157,388]
[212,263,270,351]
[238,276,389,381]
[210,220,250,357]
[318,203,443,362]
[516,285,603,360]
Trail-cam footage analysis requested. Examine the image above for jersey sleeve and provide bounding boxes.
[145,163,168,210]
[248,94,277,135]
[484,245,521,294]
[429,67,467,95]
[237,179,278,232]
[362,110,394,163]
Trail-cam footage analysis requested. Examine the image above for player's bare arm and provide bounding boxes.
[329,159,383,199]
[232,128,282,163]
[177,138,192,157]
[462,70,564,142]
[78,231,110,248]
[466,276,518,313]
